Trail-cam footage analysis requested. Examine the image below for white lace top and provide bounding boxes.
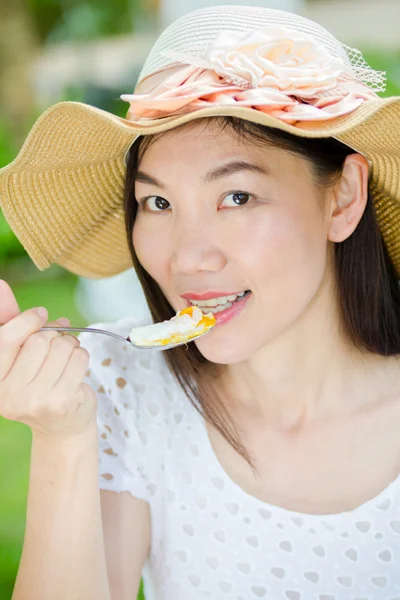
[79,317,400,600]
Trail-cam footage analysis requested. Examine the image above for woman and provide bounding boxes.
[0,5,399,600]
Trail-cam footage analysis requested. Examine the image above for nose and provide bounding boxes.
[170,217,226,276]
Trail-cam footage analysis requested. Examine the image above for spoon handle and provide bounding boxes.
[0,324,210,350]
[40,326,131,344]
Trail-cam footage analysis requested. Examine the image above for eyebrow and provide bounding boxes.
[135,160,269,189]
[204,160,269,183]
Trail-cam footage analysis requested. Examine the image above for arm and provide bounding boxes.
[12,422,111,600]
[101,490,151,600]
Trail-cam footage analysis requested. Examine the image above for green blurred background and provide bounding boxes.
[0,0,399,598]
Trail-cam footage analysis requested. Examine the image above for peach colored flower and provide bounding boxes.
[203,27,344,95]
[121,26,377,125]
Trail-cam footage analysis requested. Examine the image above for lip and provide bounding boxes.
[181,290,247,301]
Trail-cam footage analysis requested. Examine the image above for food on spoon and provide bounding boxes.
[128,306,216,347]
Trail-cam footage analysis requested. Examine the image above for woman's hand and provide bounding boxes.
[0,279,98,441]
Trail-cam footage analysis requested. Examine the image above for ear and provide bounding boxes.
[327,154,370,243]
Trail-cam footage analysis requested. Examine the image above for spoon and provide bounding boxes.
[39,325,213,350]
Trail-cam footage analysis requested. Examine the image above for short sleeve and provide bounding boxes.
[78,318,151,503]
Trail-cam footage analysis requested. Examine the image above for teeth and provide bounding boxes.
[207,302,233,313]
[206,298,219,307]
[191,298,218,307]
[190,290,248,309]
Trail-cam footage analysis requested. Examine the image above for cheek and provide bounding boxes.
[197,208,328,363]
[132,220,171,283]
[239,206,328,297]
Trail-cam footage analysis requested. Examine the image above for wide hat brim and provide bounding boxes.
[1,97,400,279]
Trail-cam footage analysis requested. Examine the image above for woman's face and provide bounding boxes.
[133,121,333,364]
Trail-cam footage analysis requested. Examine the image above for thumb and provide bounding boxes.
[0,279,21,324]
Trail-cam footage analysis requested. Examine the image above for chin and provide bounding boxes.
[194,335,254,365]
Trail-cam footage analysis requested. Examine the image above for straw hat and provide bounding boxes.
[1,5,399,278]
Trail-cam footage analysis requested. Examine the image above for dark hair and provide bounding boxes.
[123,116,400,469]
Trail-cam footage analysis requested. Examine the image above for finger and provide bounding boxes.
[6,320,75,386]
[0,308,51,380]
[53,346,90,399]
[31,334,80,390]
[0,279,20,323]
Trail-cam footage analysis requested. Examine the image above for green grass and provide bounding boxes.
[0,270,145,600]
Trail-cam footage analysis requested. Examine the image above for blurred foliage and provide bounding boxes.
[25,0,143,42]
[0,0,145,275]
[0,116,29,263]
[363,50,400,96]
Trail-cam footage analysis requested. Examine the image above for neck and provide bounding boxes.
[218,277,395,432]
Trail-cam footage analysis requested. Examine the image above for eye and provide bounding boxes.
[221,192,253,208]
[142,196,171,211]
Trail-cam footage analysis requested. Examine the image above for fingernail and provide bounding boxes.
[36,307,48,319]
[58,317,70,326]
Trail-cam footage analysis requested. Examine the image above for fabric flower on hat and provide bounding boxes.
[121,26,378,125]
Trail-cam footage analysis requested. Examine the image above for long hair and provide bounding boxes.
[123,116,400,469]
